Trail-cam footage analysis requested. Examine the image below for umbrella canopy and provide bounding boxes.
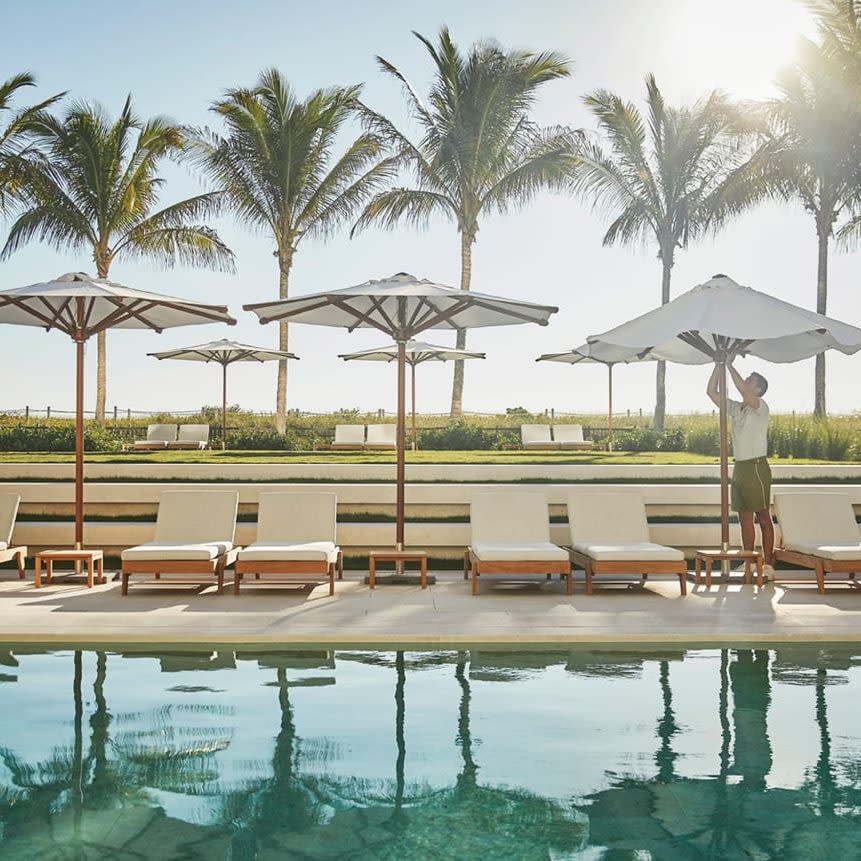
[149,339,298,450]
[0,272,236,547]
[245,272,557,549]
[339,340,486,449]
[585,274,861,554]
[537,341,652,450]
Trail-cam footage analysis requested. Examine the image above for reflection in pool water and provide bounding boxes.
[0,646,860,859]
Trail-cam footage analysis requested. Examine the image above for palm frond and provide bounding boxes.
[352,187,456,235]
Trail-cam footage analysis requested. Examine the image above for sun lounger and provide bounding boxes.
[365,424,398,450]
[121,491,239,594]
[464,492,571,595]
[126,423,178,450]
[553,424,595,450]
[521,424,560,450]
[774,492,861,594]
[168,424,210,450]
[0,494,26,580]
[234,492,342,595]
[567,492,687,595]
[331,424,366,450]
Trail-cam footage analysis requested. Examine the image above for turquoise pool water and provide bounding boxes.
[0,646,859,859]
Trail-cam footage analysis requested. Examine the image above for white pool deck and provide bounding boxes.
[0,568,858,646]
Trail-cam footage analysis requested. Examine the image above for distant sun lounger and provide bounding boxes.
[521,424,560,450]
[364,424,397,450]
[125,423,177,450]
[168,424,210,450]
[330,424,365,450]
[553,424,595,450]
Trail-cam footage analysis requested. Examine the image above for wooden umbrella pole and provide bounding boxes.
[221,362,228,451]
[396,340,406,550]
[411,363,417,451]
[718,354,731,565]
[74,335,85,550]
[607,363,614,452]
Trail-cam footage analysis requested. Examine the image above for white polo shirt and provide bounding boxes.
[728,399,769,462]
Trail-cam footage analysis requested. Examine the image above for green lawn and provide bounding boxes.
[0,449,853,465]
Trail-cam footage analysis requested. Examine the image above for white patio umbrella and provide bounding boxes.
[586,273,861,556]
[148,338,298,450]
[245,272,557,550]
[339,340,486,449]
[536,342,651,451]
[0,272,236,549]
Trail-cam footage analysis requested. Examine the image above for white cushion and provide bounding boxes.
[775,493,860,547]
[521,424,555,446]
[133,440,168,447]
[0,541,7,552]
[472,542,569,562]
[568,493,651,545]
[572,541,684,562]
[154,491,238,545]
[238,541,339,562]
[471,492,552,545]
[0,493,20,546]
[256,492,337,544]
[145,424,177,443]
[366,425,396,446]
[121,541,233,561]
[334,425,365,445]
[785,542,861,561]
[177,424,209,443]
[554,425,585,444]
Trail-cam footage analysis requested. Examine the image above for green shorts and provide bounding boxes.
[731,456,771,513]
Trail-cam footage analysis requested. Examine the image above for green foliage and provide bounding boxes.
[420,421,502,450]
[0,423,121,452]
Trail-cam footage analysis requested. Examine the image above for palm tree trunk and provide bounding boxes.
[95,260,109,421]
[449,231,473,419]
[653,258,672,431]
[275,256,292,434]
[814,228,828,417]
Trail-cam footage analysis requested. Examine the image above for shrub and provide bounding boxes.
[420,421,499,450]
[0,424,121,452]
[685,425,720,456]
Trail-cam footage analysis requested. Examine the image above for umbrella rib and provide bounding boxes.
[405,299,473,335]
[251,297,331,322]
[81,296,98,333]
[94,299,164,334]
[468,297,551,325]
[678,331,715,358]
[0,296,70,334]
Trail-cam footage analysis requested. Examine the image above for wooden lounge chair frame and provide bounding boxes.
[0,494,26,579]
[122,550,240,595]
[234,553,343,596]
[567,549,687,596]
[463,549,572,596]
[773,546,858,595]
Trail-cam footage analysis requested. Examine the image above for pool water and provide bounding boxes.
[1,646,860,860]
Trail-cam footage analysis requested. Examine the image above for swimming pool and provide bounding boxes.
[0,645,859,859]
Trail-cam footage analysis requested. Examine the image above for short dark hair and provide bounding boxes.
[749,372,768,396]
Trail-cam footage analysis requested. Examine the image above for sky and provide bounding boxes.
[3,0,859,419]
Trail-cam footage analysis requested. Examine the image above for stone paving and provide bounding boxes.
[0,567,859,646]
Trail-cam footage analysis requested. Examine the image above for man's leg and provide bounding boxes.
[739,511,755,553]
[756,509,774,566]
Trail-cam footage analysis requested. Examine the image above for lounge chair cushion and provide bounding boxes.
[238,541,339,563]
[333,425,365,446]
[144,424,177,443]
[121,541,233,561]
[521,424,558,448]
[554,425,587,444]
[783,542,861,561]
[0,493,20,546]
[133,440,168,447]
[775,492,860,548]
[366,425,397,446]
[572,541,684,562]
[568,493,652,545]
[153,491,239,545]
[471,542,569,562]
[256,493,337,544]
[470,492,553,545]
[177,424,209,445]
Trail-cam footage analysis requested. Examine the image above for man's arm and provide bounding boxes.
[707,362,721,407]
[728,359,761,409]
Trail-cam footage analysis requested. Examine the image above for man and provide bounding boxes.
[707,358,775,579]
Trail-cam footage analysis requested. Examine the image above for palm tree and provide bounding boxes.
[193,69,396,433]
[0,72,63,211]
[354,29,575,418]
[2,97,234,420]
[572,76,757,429]
[756,22,861,416]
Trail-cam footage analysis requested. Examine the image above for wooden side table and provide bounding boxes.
[368,551,428,589]
[694,549,763,588]
[34,549,105,589]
